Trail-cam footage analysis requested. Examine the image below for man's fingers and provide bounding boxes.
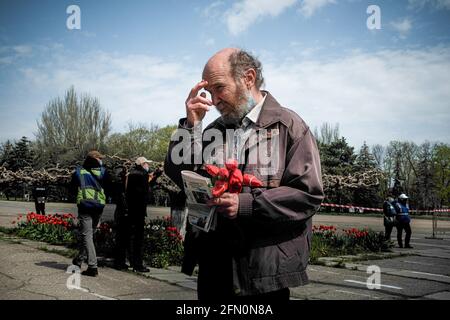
[189,103,210,112]
[188,80,208,100]
[189,95,212,106]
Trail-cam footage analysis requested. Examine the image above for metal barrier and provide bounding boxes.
[429,210,450,239]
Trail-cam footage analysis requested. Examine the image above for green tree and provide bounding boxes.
[433,143,450,207]
[12,136,35,170]
[355,142,377,171]
[35,86,111,166]
[320,137,357,176]
[413,142,437,210]
[0,140,15,170]
[106,123,176,161]
[353,142,382,207]
[384,141,419,198]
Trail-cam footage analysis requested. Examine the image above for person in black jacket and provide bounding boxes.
[32,185,47,215]
[112,165,131,270]
[126,157,152,273]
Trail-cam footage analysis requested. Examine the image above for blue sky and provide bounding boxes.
[1,0,450,148]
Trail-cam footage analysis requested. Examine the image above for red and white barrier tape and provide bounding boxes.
[320,203,450,213]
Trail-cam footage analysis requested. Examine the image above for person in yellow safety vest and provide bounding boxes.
[70,150,112,277]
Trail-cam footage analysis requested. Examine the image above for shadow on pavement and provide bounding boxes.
[35,261,69,271]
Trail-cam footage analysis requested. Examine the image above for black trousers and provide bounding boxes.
[130,214,146,267]
[115,212,146,267]
[35,202,45,215]
[197,253,290,302]
[396,222,412,247]
[114,209,131,266]
[384,224,394,240]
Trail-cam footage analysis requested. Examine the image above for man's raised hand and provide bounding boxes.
[185,80,212,127]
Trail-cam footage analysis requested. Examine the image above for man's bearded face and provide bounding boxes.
[204,62,256,127]
[218,82,255,126]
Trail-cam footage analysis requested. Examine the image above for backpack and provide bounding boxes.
[76,166,106,209]
[383,200,397,217]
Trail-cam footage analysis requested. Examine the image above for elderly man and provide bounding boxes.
[164,48,324,301]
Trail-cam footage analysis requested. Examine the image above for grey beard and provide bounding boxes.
[221,107,248,127]
[220,92,255,127]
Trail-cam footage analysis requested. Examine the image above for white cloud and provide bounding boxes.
[13,45,32,55]
[12,48,204,135]
[0,45,33,65]
[225,0,297,36]
[408,0,450,10]
[263,46,450,147]
[390,18,412,38]
[2,44,450,148]
[202,1,225,18]
[298,0,336,18]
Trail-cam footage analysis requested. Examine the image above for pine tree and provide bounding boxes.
[353,142,382,207]
[0,140,15,169]
[356,142,377,171]
[12,136,35,171]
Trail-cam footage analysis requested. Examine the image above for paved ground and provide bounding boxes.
[0,236,197,300]
[1,200,450,300]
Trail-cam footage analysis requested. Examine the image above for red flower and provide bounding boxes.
[206,159,263,198]
[212,180,228,198]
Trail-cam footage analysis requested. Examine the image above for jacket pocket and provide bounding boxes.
[277,240,299,259]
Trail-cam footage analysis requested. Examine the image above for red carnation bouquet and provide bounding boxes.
[204,159,263,198]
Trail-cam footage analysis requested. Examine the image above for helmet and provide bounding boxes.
[398,193,409,200]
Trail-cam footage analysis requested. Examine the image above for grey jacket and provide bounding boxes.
[164,91,324,296]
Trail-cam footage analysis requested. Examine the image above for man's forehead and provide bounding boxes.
[203,59,229,76]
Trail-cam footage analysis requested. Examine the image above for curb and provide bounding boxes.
[313,250,414,268]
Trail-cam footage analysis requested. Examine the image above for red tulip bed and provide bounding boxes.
[310,224,392,263]
[9,212,390,267]
[11,212,184,268]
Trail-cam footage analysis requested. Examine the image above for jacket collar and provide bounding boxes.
[255,90,282,128]
[214,90,282,129]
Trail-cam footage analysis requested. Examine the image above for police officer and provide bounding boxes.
[32,185,47,215]
[394,194,413,248]
[382,196,396,241]
[70,150,111,277]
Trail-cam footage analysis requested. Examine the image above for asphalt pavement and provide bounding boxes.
[1,200,450,300]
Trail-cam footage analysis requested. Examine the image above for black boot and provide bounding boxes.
[133,265,150,273]
[72,257,82,268]
[82,267,98,277]
[113,262,130,271]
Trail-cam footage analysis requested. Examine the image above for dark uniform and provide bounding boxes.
[382,198,397,240]
[32,186,47,215]
[126,164,150,271]
[393,197,413,248]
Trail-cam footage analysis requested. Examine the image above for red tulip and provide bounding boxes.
[243,174,263,187]
[225,159,238,172]
[218,167,229,180]
[228,169,243,193]
[212,180,228,198]
[205,164,220,177]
